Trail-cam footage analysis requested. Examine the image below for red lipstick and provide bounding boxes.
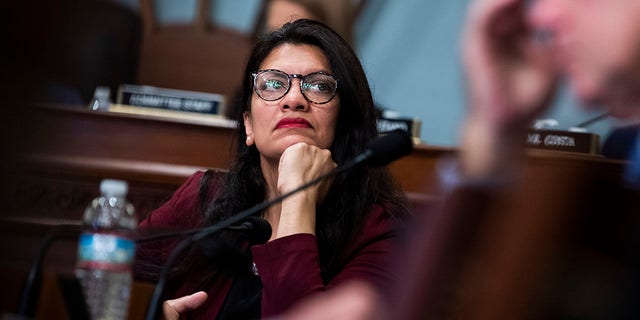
[276,118,312,129]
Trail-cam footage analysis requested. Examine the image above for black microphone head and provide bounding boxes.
[198,217,271,271]
[365,129,414,166]
[233,216,272,245]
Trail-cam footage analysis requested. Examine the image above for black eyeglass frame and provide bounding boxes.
[251,69,339,104]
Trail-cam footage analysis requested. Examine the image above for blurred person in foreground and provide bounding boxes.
[393,0,640,319]
[136,19,408,319]
[458,0,640,186]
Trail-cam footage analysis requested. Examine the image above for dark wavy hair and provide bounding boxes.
[202,19,408,282]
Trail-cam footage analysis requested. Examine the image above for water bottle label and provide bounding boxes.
[77,233,135,271]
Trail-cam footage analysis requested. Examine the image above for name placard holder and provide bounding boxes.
[116,84,226,116]
[525,129,600,155]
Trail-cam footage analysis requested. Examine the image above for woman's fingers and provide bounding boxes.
[278,142,336,196]
[162,291,208,320]
[462,0,557,126]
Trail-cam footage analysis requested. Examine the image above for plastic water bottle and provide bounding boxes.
[76,179,137,320]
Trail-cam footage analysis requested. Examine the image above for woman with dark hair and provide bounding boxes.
[136,19,408,319]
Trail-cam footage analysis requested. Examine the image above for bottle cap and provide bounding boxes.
[99,179,128,196]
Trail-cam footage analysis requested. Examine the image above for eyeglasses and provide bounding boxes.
[252,69,338,104]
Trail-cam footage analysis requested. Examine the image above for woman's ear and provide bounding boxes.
[243,112,254,146]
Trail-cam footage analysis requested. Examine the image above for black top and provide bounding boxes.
[216,271,262,320]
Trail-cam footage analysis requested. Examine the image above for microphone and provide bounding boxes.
[570,111,610,130]
[144,129,413,320]
[144,219,273,320]
[135,216,272,245]
[230,216,272,245]
[16,218,268,319]
[358,128,414,166]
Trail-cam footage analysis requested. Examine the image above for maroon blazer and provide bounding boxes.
[136,170,400,318]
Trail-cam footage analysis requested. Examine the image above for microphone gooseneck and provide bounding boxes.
[18,224,83,318]
[144,129,413,320]
[573,111,610,128]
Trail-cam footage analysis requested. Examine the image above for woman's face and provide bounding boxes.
[244,43,340,162]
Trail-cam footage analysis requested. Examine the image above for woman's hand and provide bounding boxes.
[463,0,557,125]
[162,291,208,320]
[275,142,336,238]
[277,142,336,201]
[460,0,558,178]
